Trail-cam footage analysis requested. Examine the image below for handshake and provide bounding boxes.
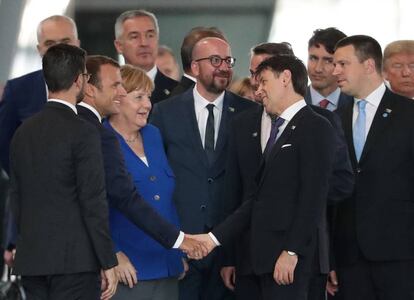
[178,233,219,259]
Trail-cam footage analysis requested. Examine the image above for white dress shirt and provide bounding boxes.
[352,83,385,139]
[146,65,157,82]
[277,99,308,139]
[193,85,224,148]
[309,86,341,111]
[183,73,196,83]
[260,109,273,152]
[78,101,102,122]
[48,99,77,114]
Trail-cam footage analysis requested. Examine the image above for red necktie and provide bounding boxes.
[319,99,329,109]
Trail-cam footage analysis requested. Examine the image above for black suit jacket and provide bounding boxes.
[213,105,336,275]
[0,70,47,173]
[169,75,195,97]
[334,88,414,267]
[150,89,256,233]
[77,105,180,248]
[151,69,178,105]
[9,102,117,276]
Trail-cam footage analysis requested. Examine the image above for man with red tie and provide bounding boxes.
[305,27,353,111]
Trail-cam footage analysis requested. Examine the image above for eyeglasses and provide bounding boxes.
[194,55,236,68]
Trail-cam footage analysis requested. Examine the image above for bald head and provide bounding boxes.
[192,37,230,61]
[37,15,79,57]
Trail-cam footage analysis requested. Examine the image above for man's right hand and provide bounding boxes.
[326,270,339,296]
[115,251,137,288]
[220,266,236,291]
[179,234,209,259]
[101,267,118,300]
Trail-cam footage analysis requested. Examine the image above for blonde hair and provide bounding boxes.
[384,40,414,64]
[229,77,254,99]
[120,64,154,93]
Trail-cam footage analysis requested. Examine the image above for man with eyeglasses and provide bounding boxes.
[151,37,256,300]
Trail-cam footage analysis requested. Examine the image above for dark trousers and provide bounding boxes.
[334,258,414,300]
[234,274,261,300]
[179,249,233,300]
[22,272,101,300]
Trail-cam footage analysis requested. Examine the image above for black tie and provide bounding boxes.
[205,104,215,164]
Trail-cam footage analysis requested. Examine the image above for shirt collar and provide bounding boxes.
[78,101,102,122]
[193,84,224,113]
[279,99,307,122]
[309,85,341,106]
[146,65,157,81]
[48,99,77,114]
[354,83,386,108]
[183,73,197,83]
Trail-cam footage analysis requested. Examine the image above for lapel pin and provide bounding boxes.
[291,125,296,130]
[252,132,258,137]
[164,89,170,95]
[382,108,392,118]
[228,106,235,112]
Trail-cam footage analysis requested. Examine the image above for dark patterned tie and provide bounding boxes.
[205,104,215,164]
[264,117,285,159]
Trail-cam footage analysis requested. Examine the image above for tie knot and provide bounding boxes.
[319,99,330,109]
[357,100,367,110]
[272,117,285,129]
[206,103,215,112]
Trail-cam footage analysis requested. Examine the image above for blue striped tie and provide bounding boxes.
[353,100,367,161]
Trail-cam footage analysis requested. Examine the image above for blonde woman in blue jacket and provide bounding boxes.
[105,64,185,300]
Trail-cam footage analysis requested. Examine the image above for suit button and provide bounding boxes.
[200,205,206,211]
[207,178,214,183]
[154,194,160,201]
[149,175,156,181]
[356,168,362,174]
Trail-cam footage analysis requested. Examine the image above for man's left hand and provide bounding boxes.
[273,250,298,285]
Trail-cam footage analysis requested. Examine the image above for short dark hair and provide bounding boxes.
[335,35,383,74]
[86,55,120,89]
[308,27,346,54]
[42,43,86,93]
[251,42,294,57]
[181,26,226,72]
[256,55,308,97]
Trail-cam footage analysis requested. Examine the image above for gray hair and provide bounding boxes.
[114,10,159,39]
[37,15,78,43]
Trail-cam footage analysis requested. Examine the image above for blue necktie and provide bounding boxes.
[353,100,367,161]
[264,117,285,159]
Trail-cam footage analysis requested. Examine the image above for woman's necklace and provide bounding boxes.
[125,135,138,143]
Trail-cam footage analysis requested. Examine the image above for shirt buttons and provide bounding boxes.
[154,194,160,201]
[149,175,157,181]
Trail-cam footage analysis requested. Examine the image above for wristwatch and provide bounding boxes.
[287,251,297,256]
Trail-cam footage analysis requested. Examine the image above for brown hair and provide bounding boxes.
[86,55,119,89]
[120,64,154,93]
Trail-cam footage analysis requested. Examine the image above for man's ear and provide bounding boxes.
[281,69,292,86]
[84,82,95,98]
[114,39,123,55]
[191,61,200,77]
[364,58,377,74]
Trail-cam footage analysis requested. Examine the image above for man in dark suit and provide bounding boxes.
[196,54,336,300]
[170,26,226,97]
[331,35,414,300]
[114,9,177,104]
[220,43,353,300]
[9,44,117,300]
[0,15,80,174]
[151,37,256,300]
[305,27,353,111]
[78,55,204,260]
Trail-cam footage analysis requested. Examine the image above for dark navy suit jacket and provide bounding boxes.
[304,86,353,111]
[0,70,47,173]
[151,69,178,105]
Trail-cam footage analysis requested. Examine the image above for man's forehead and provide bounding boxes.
[124,16,156,31]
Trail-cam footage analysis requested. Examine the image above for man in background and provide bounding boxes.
[156,45,181,81]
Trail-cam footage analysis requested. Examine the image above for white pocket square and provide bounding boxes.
[281,144,292,148]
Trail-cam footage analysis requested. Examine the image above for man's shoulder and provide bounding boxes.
[7,70,43,86]
[155,70,179,90]
[225,91,257,111]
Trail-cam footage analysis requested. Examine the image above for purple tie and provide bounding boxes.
[319,99,330,109]
[264,117,285,158]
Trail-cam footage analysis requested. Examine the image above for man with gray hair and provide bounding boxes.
[114,9,177,104]
[0,15,80,174]
[383,40,414,99]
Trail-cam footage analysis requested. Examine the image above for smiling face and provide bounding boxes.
[119,88,152,130]
[249,53,271,103]
[114,16,158,71]
[93,64,126,117]
[307,45,338,96]
[191,38,233,100]
[257,69,287,115]
[383,52,414,98]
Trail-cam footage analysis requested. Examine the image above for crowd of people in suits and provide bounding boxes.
[0,7,413,300]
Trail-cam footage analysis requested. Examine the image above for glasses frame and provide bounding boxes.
[194,55,236,68]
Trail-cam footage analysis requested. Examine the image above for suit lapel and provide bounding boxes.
[215,92,236,158]
[359,89,394,164]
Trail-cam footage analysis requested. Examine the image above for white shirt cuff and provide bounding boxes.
[208,232,221,246]
[172,231,185,249]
